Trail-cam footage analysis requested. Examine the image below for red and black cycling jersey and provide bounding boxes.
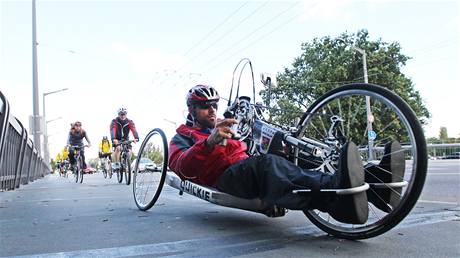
[110,117,139,141]
[168,124,248,187]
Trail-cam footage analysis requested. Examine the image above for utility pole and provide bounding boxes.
[43,89,68,163]
[32,0,41,154]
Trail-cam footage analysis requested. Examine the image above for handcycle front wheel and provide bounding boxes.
[294,83,427,239]
[133,128,168,211]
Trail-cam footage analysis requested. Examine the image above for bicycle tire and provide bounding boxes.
[107,159,113,179]
[133,128,168,211]
[117,163,123,183]
[78,156,84,183]
[125,155,132,185]
[74,164,79,183]
[294,83,427,239]
[102,160,107,179]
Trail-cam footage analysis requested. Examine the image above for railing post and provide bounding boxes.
[0,91,11,191]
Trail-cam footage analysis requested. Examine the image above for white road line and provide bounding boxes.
[427,173,460,175]
[418,199,460,205]
[10,209,459,258]
[0,196,115,203]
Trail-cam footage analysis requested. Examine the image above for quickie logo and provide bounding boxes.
[180,180,211,201]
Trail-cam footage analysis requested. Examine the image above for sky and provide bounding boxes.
[1,0,459,160]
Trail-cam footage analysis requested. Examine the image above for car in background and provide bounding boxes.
[83,165,97,174]
[441,152,460,159]
[131,158,158,172]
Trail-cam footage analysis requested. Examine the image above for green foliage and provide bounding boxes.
[439,127,448,141]
[260,30,430,127]
[142,142,164,165]
[50,159,56,171]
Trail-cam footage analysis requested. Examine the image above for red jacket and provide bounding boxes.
[168,124,248,187]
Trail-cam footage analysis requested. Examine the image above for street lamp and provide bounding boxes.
[339,40,375,160]
[163,118,178,128]
[43,88,68,163]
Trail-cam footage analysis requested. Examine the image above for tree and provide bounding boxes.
[260,30,430,128]
[439,127,448,142]
[142,143,164,165]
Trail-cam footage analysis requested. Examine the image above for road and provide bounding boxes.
[0,160,459,257]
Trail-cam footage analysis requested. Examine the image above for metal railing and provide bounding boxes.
[0,90,50,191]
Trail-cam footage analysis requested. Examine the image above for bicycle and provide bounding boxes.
[100,153,113,179]
[59,159,70,178]
[70,145,88,184]
[114,140,135,185]
[133,59,427,240]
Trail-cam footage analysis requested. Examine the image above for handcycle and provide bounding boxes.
[69,145,88,184]
[132,59,427,240]
[100,152,113,179]
[113,140,135,185]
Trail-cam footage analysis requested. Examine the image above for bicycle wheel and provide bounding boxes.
[124,154,132,185]
[117,163,123,183]
[102,159,107,178]
[107,159,113,179]
[74,164,79,183]
[78,156,84,183]
[294,83,427,239]
[133,128,168,211]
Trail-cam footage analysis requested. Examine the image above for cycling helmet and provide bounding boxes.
[117,107,127,115]
[186,85,220,107]
[102,136,108,140]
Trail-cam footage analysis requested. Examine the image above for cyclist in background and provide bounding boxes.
[55,152,62,173]
[61,146,69,162]
[67,121,91,171]
[110,108,139,170]
[99,136,112,160]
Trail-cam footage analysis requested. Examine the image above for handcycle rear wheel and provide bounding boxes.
[294,83,427,239]
[133,128,168,211]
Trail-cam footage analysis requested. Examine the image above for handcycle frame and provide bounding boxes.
[133,58,427,240]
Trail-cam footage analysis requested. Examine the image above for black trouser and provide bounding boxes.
[217,154,333,211]
[69,148,87,169]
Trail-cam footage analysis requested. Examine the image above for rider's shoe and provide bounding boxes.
[365,141,405,213]
[327,141,369,224]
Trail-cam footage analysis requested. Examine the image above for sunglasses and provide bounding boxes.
[196,102,218,110]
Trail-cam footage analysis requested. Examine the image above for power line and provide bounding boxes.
[196,1,301,72]
[203,1,316,73]
[181,1,250,58]
[158,1,270,88]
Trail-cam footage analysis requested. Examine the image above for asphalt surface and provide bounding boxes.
[0,160,459,257]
